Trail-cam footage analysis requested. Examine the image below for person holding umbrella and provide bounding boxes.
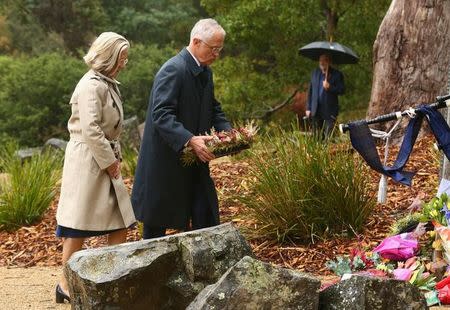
[305,53,344,137]
[299,41,358,138]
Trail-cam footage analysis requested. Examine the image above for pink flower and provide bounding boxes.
[393,268,413,281]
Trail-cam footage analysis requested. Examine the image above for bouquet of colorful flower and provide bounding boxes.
[326,248,388,277]
[373,232,420,261]
[181,122,258,166]
[393,257,437,291]
[418,193,449,226]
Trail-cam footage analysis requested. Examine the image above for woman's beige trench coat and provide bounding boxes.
[56,70,136,231]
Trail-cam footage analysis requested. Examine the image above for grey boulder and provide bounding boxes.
[65,223,253,310]
[319,274,427,310]
[44,138,68,151]
[187,256,321,310]
[16,147,42,162]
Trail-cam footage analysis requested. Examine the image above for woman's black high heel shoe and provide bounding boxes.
[56,284,71,303]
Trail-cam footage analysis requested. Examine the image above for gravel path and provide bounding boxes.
[0,267,70,310]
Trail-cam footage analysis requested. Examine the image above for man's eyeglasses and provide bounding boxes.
[200,40,223,54]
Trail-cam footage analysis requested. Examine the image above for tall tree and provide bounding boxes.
[367,0,450,126]
[101,0,204,48]
[319,0,356,41]
[1,0,106,55]
[0,16,12,54]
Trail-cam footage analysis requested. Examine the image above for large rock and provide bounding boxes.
[16,147,42,162]
[65,223,253,310]
[44,138,68,151]
[187,256,321,310]
[319,274,427,310]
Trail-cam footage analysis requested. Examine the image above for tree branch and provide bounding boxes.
[252,89,299,121]
[338,0,357,18]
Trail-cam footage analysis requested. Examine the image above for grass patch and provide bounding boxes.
[121,145,138,178]
[242,127,375,243]
[0,143,62,231]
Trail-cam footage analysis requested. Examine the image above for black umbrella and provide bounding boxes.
[299,41,359,64]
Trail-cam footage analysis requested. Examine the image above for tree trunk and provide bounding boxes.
[367,0,450,132]
[320,0,339,41]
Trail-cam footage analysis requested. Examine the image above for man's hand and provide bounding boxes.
[305,110,311,118]
[188,136,215,163]
[323,80,330,90]
[106,159,121,179]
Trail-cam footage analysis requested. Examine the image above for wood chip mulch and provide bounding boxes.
[0,134,441,278]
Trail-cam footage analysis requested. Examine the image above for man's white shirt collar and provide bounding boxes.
[186,47,201,67]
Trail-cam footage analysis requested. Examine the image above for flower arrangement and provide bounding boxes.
[327,250,436,290]
[326,248,386,277]
[325,194,450,307]
[181,122,258,166]
[390,212,423,235]
[393,257,437,292]
[418,193,449,226]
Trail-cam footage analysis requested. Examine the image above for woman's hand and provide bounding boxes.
[106,159,121,179]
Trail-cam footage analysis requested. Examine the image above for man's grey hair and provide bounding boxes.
[190,18,226,42]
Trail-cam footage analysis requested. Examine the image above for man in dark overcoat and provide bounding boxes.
[306,53,345,138]
[131,19,232,239]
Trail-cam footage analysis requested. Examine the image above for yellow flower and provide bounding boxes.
[430,210,439,217]
[376,264,388,271]
[428,231,436,238]
[432,239,443,250]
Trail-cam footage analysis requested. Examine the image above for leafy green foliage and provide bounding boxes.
[119,44,176,120]
[0,45,174,146]
[418,193,449,225]
[0,53,85,146]
[326,251,382,276]
[326,256,352,276]
[202,0,391,122]
[1,0,105,55]
[0,1,393,145]
[0,143,62,231]
[102,0,203,48]
[0,0,204,55]
[243,127,375,243]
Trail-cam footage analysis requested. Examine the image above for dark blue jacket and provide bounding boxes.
[307,67,345,119]
[131,48,231,228]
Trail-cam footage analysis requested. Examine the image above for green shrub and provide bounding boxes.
[0,45,175,147]
[243,128,375,243]
[118,44,175,121]
[0,54,85,146]
[0,143,62,231]
[121,145,138,178]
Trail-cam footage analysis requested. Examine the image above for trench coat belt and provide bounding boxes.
[69,133,121,160]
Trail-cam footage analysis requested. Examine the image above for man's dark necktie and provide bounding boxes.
[348,105,450,186]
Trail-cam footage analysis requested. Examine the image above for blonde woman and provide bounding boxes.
[55,32,136,303]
